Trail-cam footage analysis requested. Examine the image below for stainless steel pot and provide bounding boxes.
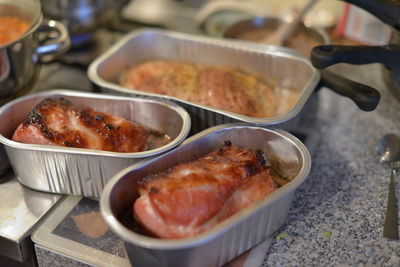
[310,0,400,102]
[40,0,128,47]
[0,0,70,176]
[221,16,381,112]
[0,0,70,103]
[311,44,400,99]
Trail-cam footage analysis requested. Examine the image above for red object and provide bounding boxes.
[334,3,391,45]
[12,97,149,152]
[335,3,351,37]
[134,143,276,239]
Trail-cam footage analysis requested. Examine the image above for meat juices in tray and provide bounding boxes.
[12,98,149,152]
[134,142,277,239]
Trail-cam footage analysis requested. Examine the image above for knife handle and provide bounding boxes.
[383,169,399,239]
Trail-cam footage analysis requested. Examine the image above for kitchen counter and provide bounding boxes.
[28,63,400,267]
[263,63,400,266]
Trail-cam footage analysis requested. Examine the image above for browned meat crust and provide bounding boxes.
[12,98,149,152]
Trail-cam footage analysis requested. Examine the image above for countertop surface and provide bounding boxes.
[32,62,400,267]
[262,63,400,266]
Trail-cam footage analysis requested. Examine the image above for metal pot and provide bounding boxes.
[40,0,128,47]
[311,44,400,100]
[221,16,381,112]
[310,0,400,101]
[223,17,330,58]
[0,0,70,176]
[0,0,70,103]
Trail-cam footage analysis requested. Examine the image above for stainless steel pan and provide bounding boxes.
[0,0,70,103]
[311,0,400,101]
[0,0,70,176]
[311,44,400,101]
[221,16,381,111]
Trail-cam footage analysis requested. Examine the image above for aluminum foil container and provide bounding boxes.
[88,29,320,133]
[0,90,190,198]
[101,124,311,267]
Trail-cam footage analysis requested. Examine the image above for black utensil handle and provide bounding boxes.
[311,45,400,71]
[383,169,399,240]
[319,70,380,111]
[341,0,400,30]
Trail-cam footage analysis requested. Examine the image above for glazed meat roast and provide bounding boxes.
[12,97,149,152]
[133,142,277,239]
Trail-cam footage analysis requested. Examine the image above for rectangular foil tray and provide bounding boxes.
[88,29,320,133]
[0,90,191,198]
[101,124,311,267]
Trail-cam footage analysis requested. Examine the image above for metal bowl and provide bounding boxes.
[222,17,329,58]
[0,0,70,175]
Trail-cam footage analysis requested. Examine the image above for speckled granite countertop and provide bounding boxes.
[262,64,400,266]
[33,63,399,267]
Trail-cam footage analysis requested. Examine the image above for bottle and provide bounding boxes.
[335,4,391,45]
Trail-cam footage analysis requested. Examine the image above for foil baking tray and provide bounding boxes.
[101,124,311,267]
[88,29,320,133]
[0,90,191,198]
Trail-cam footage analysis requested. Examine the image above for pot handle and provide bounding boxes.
[319,69,380,111]
[341,0,400,30]
[311,45,400,71]
[35,19,71,62]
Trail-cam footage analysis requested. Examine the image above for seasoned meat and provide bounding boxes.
[121,60,199,101]
[121,60,283,118]
[197,67,277,117]
[133,143,276,238]
[12,98,149,152]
